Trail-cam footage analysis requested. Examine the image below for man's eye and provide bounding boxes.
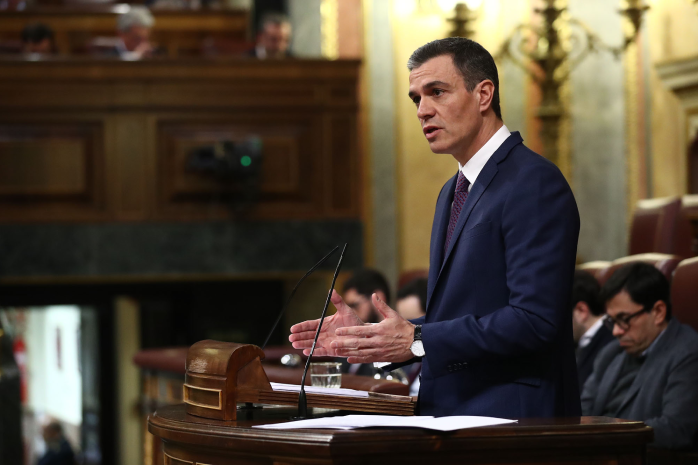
[412,97,420,106]
[433,89,444,96]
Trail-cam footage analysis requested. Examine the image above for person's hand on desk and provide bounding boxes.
[289,291,415,364]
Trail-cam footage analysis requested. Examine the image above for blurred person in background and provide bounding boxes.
[248,12,292,59]
[116,6,155,60]
[38,421,75,465]
[572,270,614,390]
[339,269,391,376]
[0,319,23,464]
[395,278,428,396]
[21,23,55,55]
[582,263,698,450]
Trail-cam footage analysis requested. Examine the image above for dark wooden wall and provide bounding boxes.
[0,58,362,223]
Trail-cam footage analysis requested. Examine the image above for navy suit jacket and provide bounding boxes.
[576,325,615,391]
[411,132,581,418]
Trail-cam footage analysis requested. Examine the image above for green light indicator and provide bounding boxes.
[241,155,252,167]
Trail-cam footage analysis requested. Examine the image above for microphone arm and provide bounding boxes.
[297,243,348,419]
[261,245,340,351]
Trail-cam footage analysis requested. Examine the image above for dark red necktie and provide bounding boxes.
[444,171,470,256]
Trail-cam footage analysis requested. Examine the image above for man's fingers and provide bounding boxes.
[335,325,376,337]
[290,319,320,334]
[330,337,385,349]
[372,293,399,319]
[330,289,353,314]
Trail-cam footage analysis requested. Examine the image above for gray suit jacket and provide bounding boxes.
[581,318,698,449]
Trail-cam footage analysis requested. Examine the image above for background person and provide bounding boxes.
[581,262,698,450]
[248,12,292,59]
[21,23,55,55]
[116,6,155,60]
[572,270,614,390]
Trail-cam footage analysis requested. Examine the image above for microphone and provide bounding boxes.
[260,246,340,351]
[296,243,348,419]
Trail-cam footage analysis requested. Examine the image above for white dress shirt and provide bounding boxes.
[578,318,604,349]
[458,125,511,192]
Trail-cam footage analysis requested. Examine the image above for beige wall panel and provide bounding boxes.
[647,0,698,196]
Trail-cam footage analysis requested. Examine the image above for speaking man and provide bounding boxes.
[290,37,580,418]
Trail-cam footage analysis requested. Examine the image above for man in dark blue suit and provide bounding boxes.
[290,37,581,418]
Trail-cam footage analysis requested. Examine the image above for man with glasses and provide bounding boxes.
[581,262,698,449]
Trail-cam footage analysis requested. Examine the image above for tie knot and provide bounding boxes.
[456,171,470,193]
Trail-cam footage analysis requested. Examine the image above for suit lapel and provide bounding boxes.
[427,174,456,309]
[594,351,626,416]
[616,320,679,415]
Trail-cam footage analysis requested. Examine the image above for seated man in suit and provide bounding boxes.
[572,270,614,390]
[21,23,55,55]
[339,269,391,376]
[247,12,292,59]
[581,262,698,450]
[113,6,155,60]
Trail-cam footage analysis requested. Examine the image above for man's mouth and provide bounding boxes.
[423,126,441,140]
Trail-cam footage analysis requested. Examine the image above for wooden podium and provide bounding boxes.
[147,340,653,465]
[149,405,652,465]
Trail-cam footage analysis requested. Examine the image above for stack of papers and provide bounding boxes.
[253,414,516,432]
[270,382,369,398]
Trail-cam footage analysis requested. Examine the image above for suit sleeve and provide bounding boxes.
[644,351,698,449]
[421,162,580,378]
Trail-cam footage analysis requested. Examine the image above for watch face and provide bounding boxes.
[410,340,425,357]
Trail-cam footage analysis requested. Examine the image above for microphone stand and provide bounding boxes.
[295,243,347,419]
[261,245,340,351]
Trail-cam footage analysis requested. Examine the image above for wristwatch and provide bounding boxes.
[410,325,425,357]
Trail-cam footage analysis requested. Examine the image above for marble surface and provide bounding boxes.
[0,221,363,277]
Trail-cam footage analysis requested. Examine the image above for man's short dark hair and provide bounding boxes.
[601,262,672,321]
[397,277,428,314]
[407,37,502,120]
[572,271,603,316]
[259,12,290,30]
[343,268,391,304]
[21,23,54,45]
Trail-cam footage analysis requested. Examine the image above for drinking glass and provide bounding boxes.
[310,362,342,388]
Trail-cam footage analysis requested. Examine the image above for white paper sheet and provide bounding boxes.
[270,382,369,398]
[253,414,516,431]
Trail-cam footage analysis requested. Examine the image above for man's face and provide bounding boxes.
[606,290,665,356]
[120,25,151,52]
[23,39,52,54]
[396,296,425,321]
[344,288,376,323]
[408,55,484,156]
[260,22,291,56]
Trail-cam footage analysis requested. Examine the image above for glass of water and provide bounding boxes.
[310,362,342,388]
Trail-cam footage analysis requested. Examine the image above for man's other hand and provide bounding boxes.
[289,289,364,356]
[331,293,415,364]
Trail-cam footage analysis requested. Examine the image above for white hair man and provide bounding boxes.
[117,6,155,60]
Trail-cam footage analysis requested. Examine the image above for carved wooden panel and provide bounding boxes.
[156,116,328,219]
[0,122,107,221]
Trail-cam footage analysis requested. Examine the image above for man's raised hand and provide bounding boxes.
[289,289,364,356]
[330,293,415,364]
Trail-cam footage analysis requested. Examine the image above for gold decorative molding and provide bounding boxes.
[321,0,339,60]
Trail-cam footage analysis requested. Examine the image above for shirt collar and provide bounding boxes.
[458,124,511,188]
[578,318,604,349]
[641,326,668,358]
[256,44,267,59]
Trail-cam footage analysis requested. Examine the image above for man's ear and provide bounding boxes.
[573,302,591,323]
[477,80,495,114]
[652,300,668,325]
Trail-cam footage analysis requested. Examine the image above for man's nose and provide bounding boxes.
[417,99,435,120]
[612,323,625,338]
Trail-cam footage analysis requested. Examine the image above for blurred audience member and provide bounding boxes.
[0,320,23,464]
[581,263,698,450]
[339,268,391,376]
[21,23,55,55]
[396,277,427,321]
[0,0,26,11]
[572,270,614,390]
[116,6,155,60]
[248,12,292,59]
[396,278,428,396]
[38,421,75,465]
